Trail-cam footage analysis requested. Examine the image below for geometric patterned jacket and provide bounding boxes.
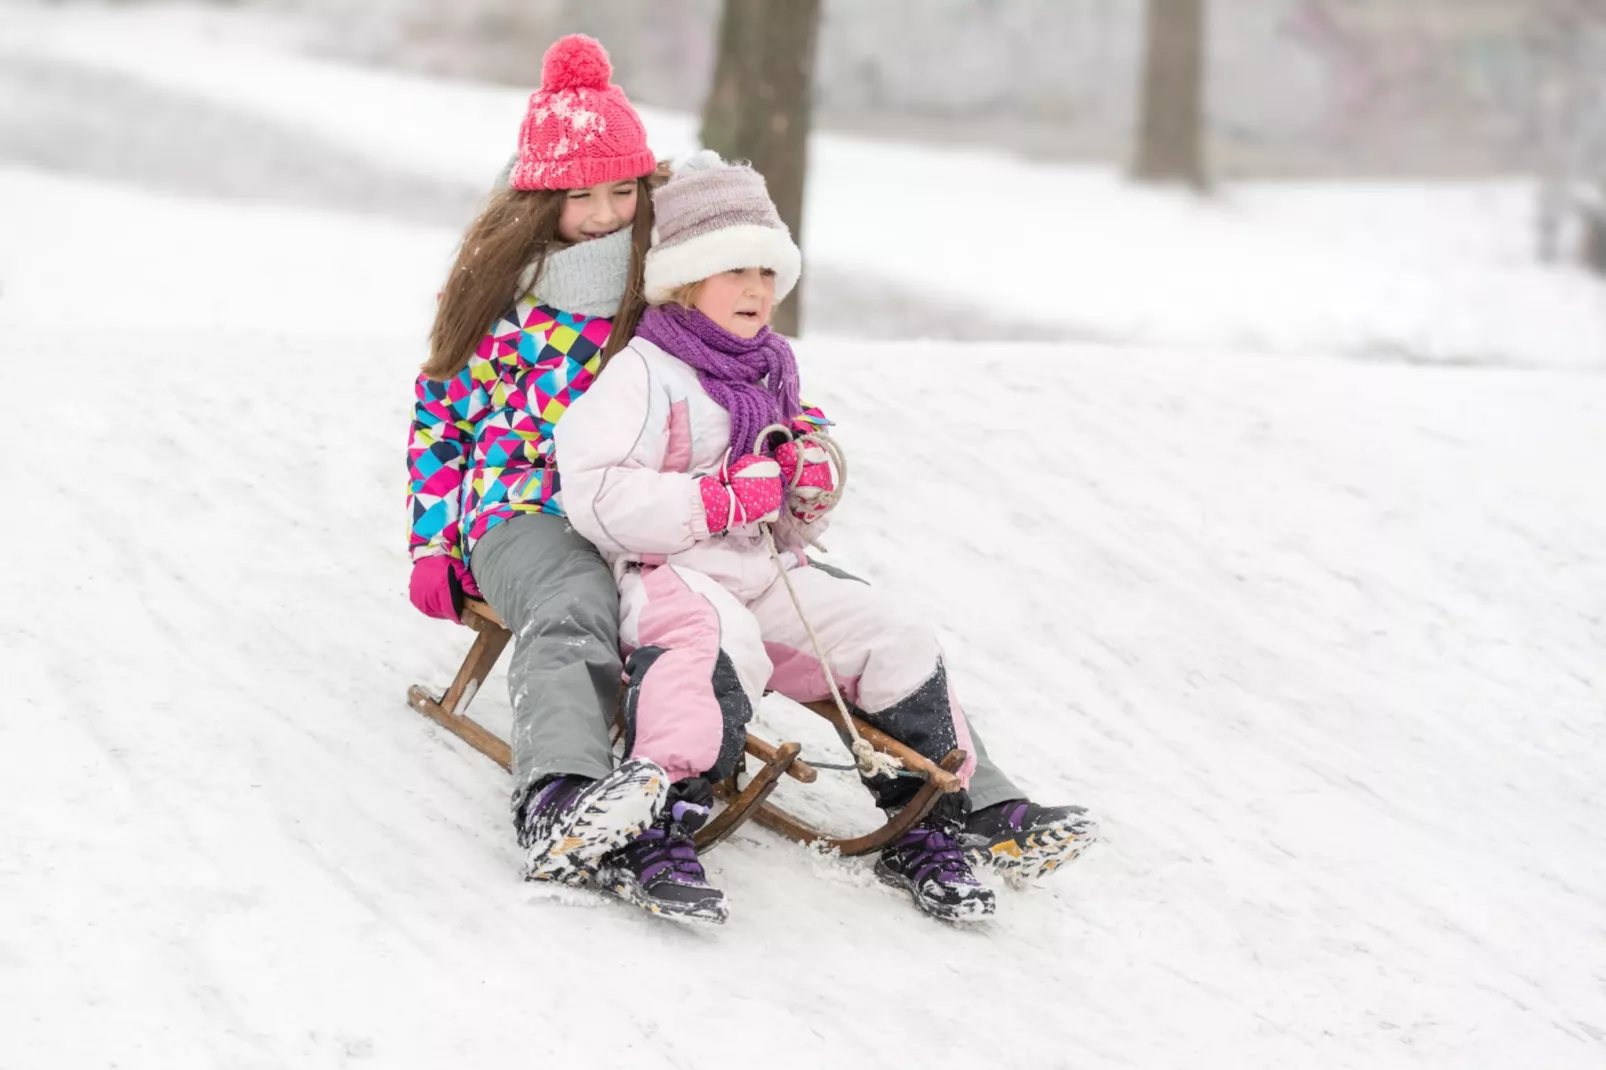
[406,294,613,564]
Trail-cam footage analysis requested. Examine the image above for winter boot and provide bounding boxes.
[596,779,728,925]
[960,799,1097,887]
[519,758,669,885]
[875,805,996,922]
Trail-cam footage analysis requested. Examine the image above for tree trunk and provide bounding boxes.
[1583,182,1606,277]
[699,0,821,336]
[1131,0,1209,190]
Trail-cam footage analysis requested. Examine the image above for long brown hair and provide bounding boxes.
[423,167,665,381]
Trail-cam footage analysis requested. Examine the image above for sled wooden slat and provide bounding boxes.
[410,599,968,857]
[699,742,801,850]
[406,605,512,773]
[460,607,504,636]
[407,684,512,772]
[744,749,968,857]
[740,799,827,845]
[801,701,962,794]
[745,733,818,784]
[463,598,507,630]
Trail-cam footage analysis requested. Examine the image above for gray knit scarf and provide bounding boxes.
[518,226,633,318]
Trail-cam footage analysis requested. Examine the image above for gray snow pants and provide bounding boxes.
[470,513,1023,823]
[471,513,623,816]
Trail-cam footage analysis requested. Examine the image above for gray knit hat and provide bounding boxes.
[644,150,802,303]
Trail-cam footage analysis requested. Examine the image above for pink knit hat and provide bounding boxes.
[509,35,656,191]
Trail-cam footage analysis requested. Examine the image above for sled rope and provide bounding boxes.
[761,524,901,780]
[754,424,902,781]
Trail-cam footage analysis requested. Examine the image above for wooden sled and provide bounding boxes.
[407,598,964,856]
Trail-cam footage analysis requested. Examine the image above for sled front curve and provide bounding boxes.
[743,749,967,857]
[405,600,512,772]
[700,741,802,850]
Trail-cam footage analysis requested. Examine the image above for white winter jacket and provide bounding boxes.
[553,336,822,599]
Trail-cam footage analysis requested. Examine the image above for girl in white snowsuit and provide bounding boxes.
[555,153,1030,922]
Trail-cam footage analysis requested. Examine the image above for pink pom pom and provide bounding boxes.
[542,34,613,92]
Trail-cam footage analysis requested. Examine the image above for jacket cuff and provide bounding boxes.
[689,478,716,540]
[444,561,466,620]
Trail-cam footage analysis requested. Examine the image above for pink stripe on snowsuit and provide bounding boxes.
[622,565,759,783]
[554,337,976,799]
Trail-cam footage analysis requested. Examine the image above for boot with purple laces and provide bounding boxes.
[596,779,728,925]
[960,799,1098,887]
[519,757,669,885]
[875,797,996,922]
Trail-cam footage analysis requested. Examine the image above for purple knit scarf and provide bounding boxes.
[636,303,801,458]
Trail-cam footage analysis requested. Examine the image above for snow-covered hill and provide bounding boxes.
[2,5,1604,1067]
[4,159,1604,1067]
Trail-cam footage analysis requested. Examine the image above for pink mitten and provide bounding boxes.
[774,437,837,523]
[700,453,784,534]
[409,555,481,622]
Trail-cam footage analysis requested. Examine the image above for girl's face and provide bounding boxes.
[557,180,639,243]
[693,267,777,339]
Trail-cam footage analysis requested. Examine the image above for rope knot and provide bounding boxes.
[852,738,902,779]
[753,424,911,783]
[754,424,845,536]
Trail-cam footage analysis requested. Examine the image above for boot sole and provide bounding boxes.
[873,859,996,922]
[524,759,669,885]
[596,869,730,926]
[971,819,1099,888]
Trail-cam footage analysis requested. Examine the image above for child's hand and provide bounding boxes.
[700,453,784,534]
[774,436,837,523]
[409,554,482,622]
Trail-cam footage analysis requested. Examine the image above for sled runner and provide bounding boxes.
[407,598,965,856]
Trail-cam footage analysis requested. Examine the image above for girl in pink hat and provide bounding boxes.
[405,34,672,886]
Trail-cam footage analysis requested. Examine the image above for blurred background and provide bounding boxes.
[5,0,1606,362]
[305,0,1606,180]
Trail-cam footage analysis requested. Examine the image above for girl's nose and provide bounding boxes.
[592,195,622,227]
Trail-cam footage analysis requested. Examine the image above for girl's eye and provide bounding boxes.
[760,268,776,278]
[567,191,590,200]
[614,185,635,196]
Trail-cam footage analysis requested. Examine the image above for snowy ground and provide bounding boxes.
[3,4,1606,1068]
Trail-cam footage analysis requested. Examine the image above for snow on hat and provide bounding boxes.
[644,150,803,303]
[509,34,656,191]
